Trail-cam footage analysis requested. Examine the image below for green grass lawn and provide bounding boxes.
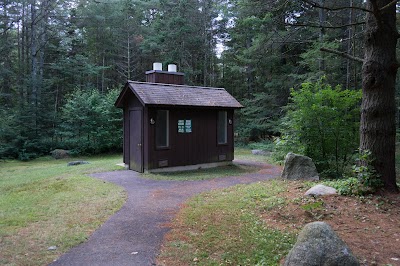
[158,180,295,266]
[157,145,400,265]
[0,151,263,265]
[6,145,397,266]
[0,155,126,266]
[143,164,258,180]
[141,147,266,181]
[234,147,275,163]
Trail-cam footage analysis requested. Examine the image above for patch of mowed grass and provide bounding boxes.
[234,147,274,163]
[142,164,258,181]
[158,180,295,266]
[143,147,272,181]
[0,154,126,266]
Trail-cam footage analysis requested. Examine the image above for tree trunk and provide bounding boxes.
[361,0,399,192]
[318,0,326,71]
[346,0,354,89]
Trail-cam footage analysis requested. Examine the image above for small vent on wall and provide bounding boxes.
[158,160,168,167]
[219,154,227,161]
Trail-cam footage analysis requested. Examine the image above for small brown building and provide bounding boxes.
[114,63,242,172]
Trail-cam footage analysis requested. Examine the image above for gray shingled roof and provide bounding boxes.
[126,81,243,108]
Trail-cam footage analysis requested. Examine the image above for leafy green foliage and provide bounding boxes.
[352,149,383,193]
[0,106,55,160]
[323,150,383,195]
[222,2,299,142]
[294,40,345,85]
[247,139,275,151]
[58,89,122,155]
[323,178,360,196]
[0,108,18,159]
[140,0,222,86]
[274,78,362,177]
[300,197,325,220]
[238,92,282,141]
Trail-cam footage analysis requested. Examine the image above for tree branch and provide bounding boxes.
[320,47,365,63]
[286,21,365,29]
[301,0,373,13]
[379,0,399,13]
[369,0,383,28]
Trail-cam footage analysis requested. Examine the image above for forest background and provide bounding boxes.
[1,0,399,181]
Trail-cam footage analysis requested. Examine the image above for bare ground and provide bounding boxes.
[265,182,400,266]
[159,169,400,265]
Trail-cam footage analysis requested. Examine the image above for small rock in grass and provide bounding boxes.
[48,246,57,251]
[67,161,90,166]
[305,184,337,196]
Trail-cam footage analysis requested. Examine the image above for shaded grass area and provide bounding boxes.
[158,144,400,266]
[0,155,126,266]
[142,163,258,181]
[158,180,295,266]
[234,147,274,163]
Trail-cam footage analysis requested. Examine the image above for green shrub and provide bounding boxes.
[236,92,282,142]
[0,108,56,160]
[323,178,360,196]
[57,88,122,155]
[323,150,383,195]
[274,78,362,178]
[352,149,383,193]
[247,139,275,151]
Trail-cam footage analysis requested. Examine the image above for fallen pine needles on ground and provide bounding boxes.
[157,180,400,266]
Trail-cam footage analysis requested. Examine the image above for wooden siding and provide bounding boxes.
[143,107,150,170]
[145,70,184,85]
[116,78,241,172]
[123,108,129,164]
[145,107,234,170]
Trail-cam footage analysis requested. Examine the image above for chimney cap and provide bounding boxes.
[153,62,163,71]
[168,64,177,72]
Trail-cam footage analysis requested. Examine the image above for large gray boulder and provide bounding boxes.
[50,149,70,159]
[305,184,337,196]
[281,152,319,180]
[284,222,359,266]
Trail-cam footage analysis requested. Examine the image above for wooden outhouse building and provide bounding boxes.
[114,63,242,172]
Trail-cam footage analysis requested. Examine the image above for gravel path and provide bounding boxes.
[50,160,282,266]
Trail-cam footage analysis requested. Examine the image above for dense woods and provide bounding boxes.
[0,0,398,190]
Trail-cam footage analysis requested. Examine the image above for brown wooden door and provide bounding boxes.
[129,110,143,172]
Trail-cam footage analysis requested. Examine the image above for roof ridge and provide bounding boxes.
[125,81,243,108]
[127,80,225,91]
